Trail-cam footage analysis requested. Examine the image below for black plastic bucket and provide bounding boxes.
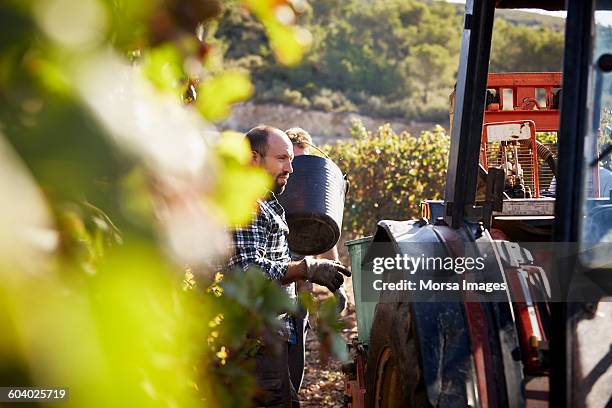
[277,155,347,255]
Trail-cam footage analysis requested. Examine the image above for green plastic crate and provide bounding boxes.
[346,236,376,344]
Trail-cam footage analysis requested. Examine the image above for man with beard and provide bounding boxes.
[227,125,351,407]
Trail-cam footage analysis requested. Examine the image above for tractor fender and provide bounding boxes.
[432,225,525,408]
[366,220,474,407]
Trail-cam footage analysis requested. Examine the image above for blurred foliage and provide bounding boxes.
[1,245,204,407]
[300,292,349,365]
[213,131,271,225]
[216,0,564,122]
[323,120,450,238]
[194,268,297,407]
[0,0,349,407]
[196,71,254,121]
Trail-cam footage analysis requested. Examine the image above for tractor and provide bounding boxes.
[342,1,612,407]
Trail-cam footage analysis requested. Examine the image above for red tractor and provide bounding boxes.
[481,72,561,199]
[343,1,612,407]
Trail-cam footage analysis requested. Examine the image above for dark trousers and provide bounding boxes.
[287,316,308,392]
[253,342,300,407]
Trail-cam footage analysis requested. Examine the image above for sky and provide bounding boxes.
[441,1,612,27]
[441,0,567,19]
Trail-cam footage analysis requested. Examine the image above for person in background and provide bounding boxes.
[226,125,351,407]
[284,127,349,394]
[287,127,312,156]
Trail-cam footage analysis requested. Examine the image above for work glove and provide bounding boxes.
[304,258,351,292]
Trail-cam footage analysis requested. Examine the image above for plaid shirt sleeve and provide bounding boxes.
[228,205,289,281]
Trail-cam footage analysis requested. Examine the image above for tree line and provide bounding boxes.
[217,0,565,123]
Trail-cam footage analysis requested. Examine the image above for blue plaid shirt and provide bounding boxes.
[228,192,296,341]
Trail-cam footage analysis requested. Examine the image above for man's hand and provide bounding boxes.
[304,258,351,292]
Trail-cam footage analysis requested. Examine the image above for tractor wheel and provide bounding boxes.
[365,302,430,408]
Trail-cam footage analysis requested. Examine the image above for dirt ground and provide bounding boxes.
[298,278,358,407]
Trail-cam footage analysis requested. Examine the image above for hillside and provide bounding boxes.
[219,102,438,139]
[216,0,565,124]
[496,9,565,31]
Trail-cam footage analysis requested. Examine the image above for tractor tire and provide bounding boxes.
[365,302,431,408]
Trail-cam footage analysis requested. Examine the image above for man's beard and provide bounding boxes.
[273,182,285,195]
[273,173,290,195]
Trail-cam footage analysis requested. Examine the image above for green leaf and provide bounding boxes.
[142,43,184,94]
[212,133,270,225]
[29,57,72,96]
[216,131,252,165]
[196,70,253,121]
[266,23,308,67]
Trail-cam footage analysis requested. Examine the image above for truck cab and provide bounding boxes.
[344,1,612,407]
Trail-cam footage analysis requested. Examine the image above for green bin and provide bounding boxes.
[346,236,376,344]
